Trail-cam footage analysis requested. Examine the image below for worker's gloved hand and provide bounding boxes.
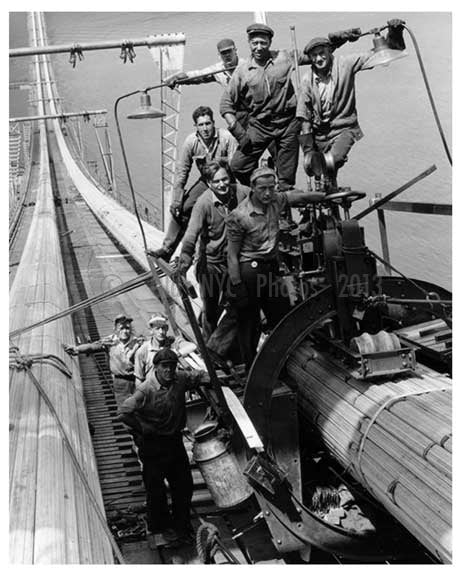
[177,253,192,275]
[227,282,249,310]
[64,344,78,356]
[386,18,406,50]
[228,121,252,153]
[165,72,188,89]
[298,133,314,154]
[169,199,183,220]
[328,28,361,49]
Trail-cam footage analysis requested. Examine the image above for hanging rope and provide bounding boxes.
[120,41,136,64]
[69,44,84,68]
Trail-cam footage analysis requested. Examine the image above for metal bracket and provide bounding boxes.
[352,346,416,379]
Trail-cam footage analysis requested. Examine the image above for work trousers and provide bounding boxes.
[196,265,239,359]
[163,178,209,254]
[112,375,136,408]
[230,117,300,190]
[315,128,357,170]
[136,434,193,535]
[236,260,291,368]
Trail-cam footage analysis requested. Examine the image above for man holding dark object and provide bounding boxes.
[297,20,406,189]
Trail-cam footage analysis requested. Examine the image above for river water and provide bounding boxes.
[9,11,452,289]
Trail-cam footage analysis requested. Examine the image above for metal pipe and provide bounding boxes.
[9,33,186,58]
[9,110,107,123]
[354,165,436,221]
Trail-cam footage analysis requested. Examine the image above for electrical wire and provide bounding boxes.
[404,25,452,166]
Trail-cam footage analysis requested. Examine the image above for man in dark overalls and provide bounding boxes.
[119,348,209,545]
[220,23,311,190]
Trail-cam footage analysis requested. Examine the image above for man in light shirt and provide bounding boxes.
[166,38,240,89]
[297,19,406,189]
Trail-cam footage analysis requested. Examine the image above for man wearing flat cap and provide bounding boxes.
[220,23,312,191]
[65,313,143,406]
[134,312,178,389]
[119,348,209,545]
[166,38,241,89]
[226,166,324,368]
[297,19,406,189]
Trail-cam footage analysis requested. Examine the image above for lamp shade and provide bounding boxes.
[126,92,165,120]
[367,33,407,68]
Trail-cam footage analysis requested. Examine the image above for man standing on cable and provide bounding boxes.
[297,19,406,189]
[226,167,324,368]
[220,23,311,190]
[150,105,237,262]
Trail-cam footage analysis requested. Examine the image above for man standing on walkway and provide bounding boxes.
[297,20,406,188]
[119,348,209,545]
[64,314,143,407]
[166,38,240,89]
[134,313,176,389]
[226,167,323,368]
[220,23,310,190]
[150,106,237,262]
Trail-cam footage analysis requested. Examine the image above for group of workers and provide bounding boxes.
[66,17,406,550]
[152,18,405,368]
[66,312,208,545]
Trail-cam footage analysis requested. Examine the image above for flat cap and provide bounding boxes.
[153,348,179,365]
[114,314,133,326]
[246,23,274,39]
[304,37,332,55]
[149,313,169,327]
[250,166,277,185]
[217,38,235,52]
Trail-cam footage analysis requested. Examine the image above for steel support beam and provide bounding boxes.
[10,34,186,58]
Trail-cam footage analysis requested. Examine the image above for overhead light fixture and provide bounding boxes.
[367,31,407,68]
[126,91,165,120]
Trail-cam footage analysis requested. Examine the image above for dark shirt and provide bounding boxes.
[120,369,205,437]
[220,50,308,123]
[181,184,248,266]
[226,192,288,262]
[134,336,176,384]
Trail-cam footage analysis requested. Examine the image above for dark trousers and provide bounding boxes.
[162,178,209,254]
[315,129,357,170]
[137,434,193,534]
[236,260,291,368]
[230,117,300,190]
[197,265,239,359]
[197,266,225,342]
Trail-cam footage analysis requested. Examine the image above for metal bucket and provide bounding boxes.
[192,422,252,509]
